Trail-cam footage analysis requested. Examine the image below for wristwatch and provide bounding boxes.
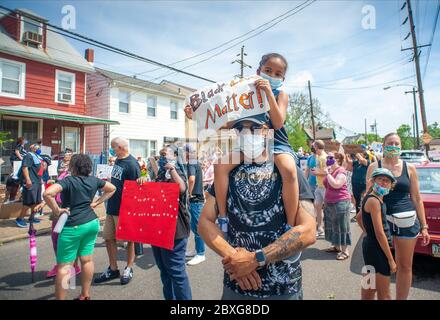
[255,249,266,267]
[421,224,429,230]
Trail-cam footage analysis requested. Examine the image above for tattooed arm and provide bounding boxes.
[224,200,316,279]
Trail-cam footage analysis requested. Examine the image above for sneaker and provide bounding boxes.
[94,266,120,284]
[317,229,325,238]
[351,216,357,223]
[187,255,206,266]
[46,265,58,278]
[120,267,133,285]
[29,217,41,224]
[185,250,196,258]
[15,218,28,228]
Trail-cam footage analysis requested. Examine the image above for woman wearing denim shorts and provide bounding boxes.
[44,154,116,300]
[366,133,430,300]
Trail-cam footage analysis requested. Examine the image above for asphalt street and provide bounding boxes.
[0,219,439,300]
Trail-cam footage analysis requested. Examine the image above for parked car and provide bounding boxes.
[414,163,440,258]
[400,150,429,164]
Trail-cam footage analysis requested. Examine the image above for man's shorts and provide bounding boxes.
[103,214,119,240]
[57,219,100,264]
[22,183,42,207]
[314,186,326,205]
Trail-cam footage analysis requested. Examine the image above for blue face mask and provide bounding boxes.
[109,148,116,157]
[260,72,284,90]
[373,183,390,196]
[35,149,42,155]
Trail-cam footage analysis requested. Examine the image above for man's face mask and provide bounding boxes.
[240,134,265,159]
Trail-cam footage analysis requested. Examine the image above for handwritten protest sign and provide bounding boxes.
[48,160,58,176]
[96,164,113,180]
[185,77,269,139]
[116,181,180,250]
[342,144,364,155]
[324,140,341,153]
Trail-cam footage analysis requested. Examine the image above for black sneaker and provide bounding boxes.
[94,266,120,283]
[120,267,133,285]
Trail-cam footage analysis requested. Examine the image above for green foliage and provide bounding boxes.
[356,134,382,145]
[0,131,13,147]
[397,124,413,150]
[427,122,440,139]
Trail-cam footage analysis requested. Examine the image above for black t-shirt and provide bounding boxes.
[156,168,191,240]
[186,161,205,203]
[21,153,42,184]
[58,176,106,227]
[107,155,141,216]
[11,143,26,161]
[352,159,370,185]
[208,162,311,298]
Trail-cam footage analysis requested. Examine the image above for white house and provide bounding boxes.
[85,68,193,159]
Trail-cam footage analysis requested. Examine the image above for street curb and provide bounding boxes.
[0,216,106,245]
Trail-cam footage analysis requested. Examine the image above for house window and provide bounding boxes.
[55,70,75,104]
[129,139,157,158]
[149,140,157,157]
[0,58,26,99]
[119,90,130,113]
[147,95,157,117]
[22,16,42,36]
[170,100,178,120]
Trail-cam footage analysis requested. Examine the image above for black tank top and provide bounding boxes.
[378,160,415,215]
[361,194,392,246]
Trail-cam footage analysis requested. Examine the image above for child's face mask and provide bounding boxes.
[260,72,283,90]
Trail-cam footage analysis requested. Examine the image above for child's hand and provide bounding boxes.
[255,78,272,95]
[184,105,193,119]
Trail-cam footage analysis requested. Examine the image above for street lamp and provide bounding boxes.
[383,84,420,149]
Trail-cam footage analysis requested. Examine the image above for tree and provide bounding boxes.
[396,124,413,150]
[356,133,382,145]
[427,122,440,139]
[286,122,309,152]
[0,131,13,148]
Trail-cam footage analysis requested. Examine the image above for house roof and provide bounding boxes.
[304,127,336,140]
[342,134,363,144]
[96,67,187,98]
[160,80,196,95]
[0,9,94,73]
[0,105,119,125]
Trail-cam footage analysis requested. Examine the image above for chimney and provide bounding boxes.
[85,48,94,65]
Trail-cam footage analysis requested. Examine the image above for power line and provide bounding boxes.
[422,0,440,79]
[312,75,415,90]
[0,5,216,83]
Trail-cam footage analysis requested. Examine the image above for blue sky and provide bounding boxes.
[3,0,439,140]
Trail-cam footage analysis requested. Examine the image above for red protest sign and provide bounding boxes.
[116,181,180,250]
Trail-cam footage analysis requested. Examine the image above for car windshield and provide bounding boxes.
[417,168,440,194]
[401,152,425,159]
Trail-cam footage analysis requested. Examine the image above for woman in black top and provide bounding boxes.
[44,154,116,300]
[10,136,27,162]
[358,168,397,300]
[365,133,430,300]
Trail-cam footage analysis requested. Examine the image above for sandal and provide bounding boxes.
[324,246,340,253]
[336,252,350,260]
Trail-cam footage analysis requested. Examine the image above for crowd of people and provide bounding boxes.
[2,52,432,301]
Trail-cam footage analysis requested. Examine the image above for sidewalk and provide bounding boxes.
[0,203,107,245]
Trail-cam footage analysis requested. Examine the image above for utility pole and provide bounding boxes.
[405,87,420,149]
[231,46,251,79]
[365,118,368,145]
[412,113,416,149]
[370,120,378,143]
[404,0,430,153]
[308,80,316,140]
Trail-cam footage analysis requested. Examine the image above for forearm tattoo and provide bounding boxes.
[263,231,304,264]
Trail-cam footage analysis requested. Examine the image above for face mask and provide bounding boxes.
[373,183,390,196]
[109,148,116,157]
[240,134,265,159]
[383,145,401,158]
[260,72,283,90]
[35,149,42,155]
[326,158,336,166]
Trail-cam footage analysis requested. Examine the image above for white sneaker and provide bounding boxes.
[185,250,196,258]
[187,255,206,266]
